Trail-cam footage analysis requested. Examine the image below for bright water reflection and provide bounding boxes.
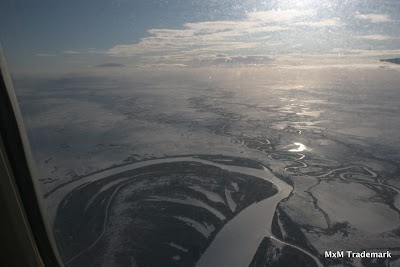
[289,142,307,152]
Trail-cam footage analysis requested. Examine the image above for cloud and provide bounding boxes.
[191,55,274,66]
[246,9,316,22]
[271,53,400,70]
[356,35,398,41]
[64,49,104,55]
[335,49,400,58]
[330,48,400,66]
[295,18,343,27]
[93,63,126,68]
[107,9,317,58]
[355,13,391,23]
[36,53,56,57]
[64,50,81,54]
[104,8,395,68]
[132,63,187,68]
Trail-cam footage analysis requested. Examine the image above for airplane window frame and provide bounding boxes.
[0,51,62,267]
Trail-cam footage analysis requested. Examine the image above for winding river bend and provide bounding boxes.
[195,166,292,267]
[48,155,323,267]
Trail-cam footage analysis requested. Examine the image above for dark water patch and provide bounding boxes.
[54,157,278,266]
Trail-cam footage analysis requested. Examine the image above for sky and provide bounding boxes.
[1,0,400,74]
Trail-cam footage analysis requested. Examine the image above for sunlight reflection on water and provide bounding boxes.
[289,142,307,152]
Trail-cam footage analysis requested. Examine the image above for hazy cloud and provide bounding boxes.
[64,50,81,54]
[107,9,318,58]
[340,49,400,57]
[355,13,391,23]
[356,35,398,41]
[192,55,274,66]
[295,18,343,27]
[36,53,56,57]
[246,9,316,22]
[64,49,104,55]
[93,63,126,68]
[104,8,399,67]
